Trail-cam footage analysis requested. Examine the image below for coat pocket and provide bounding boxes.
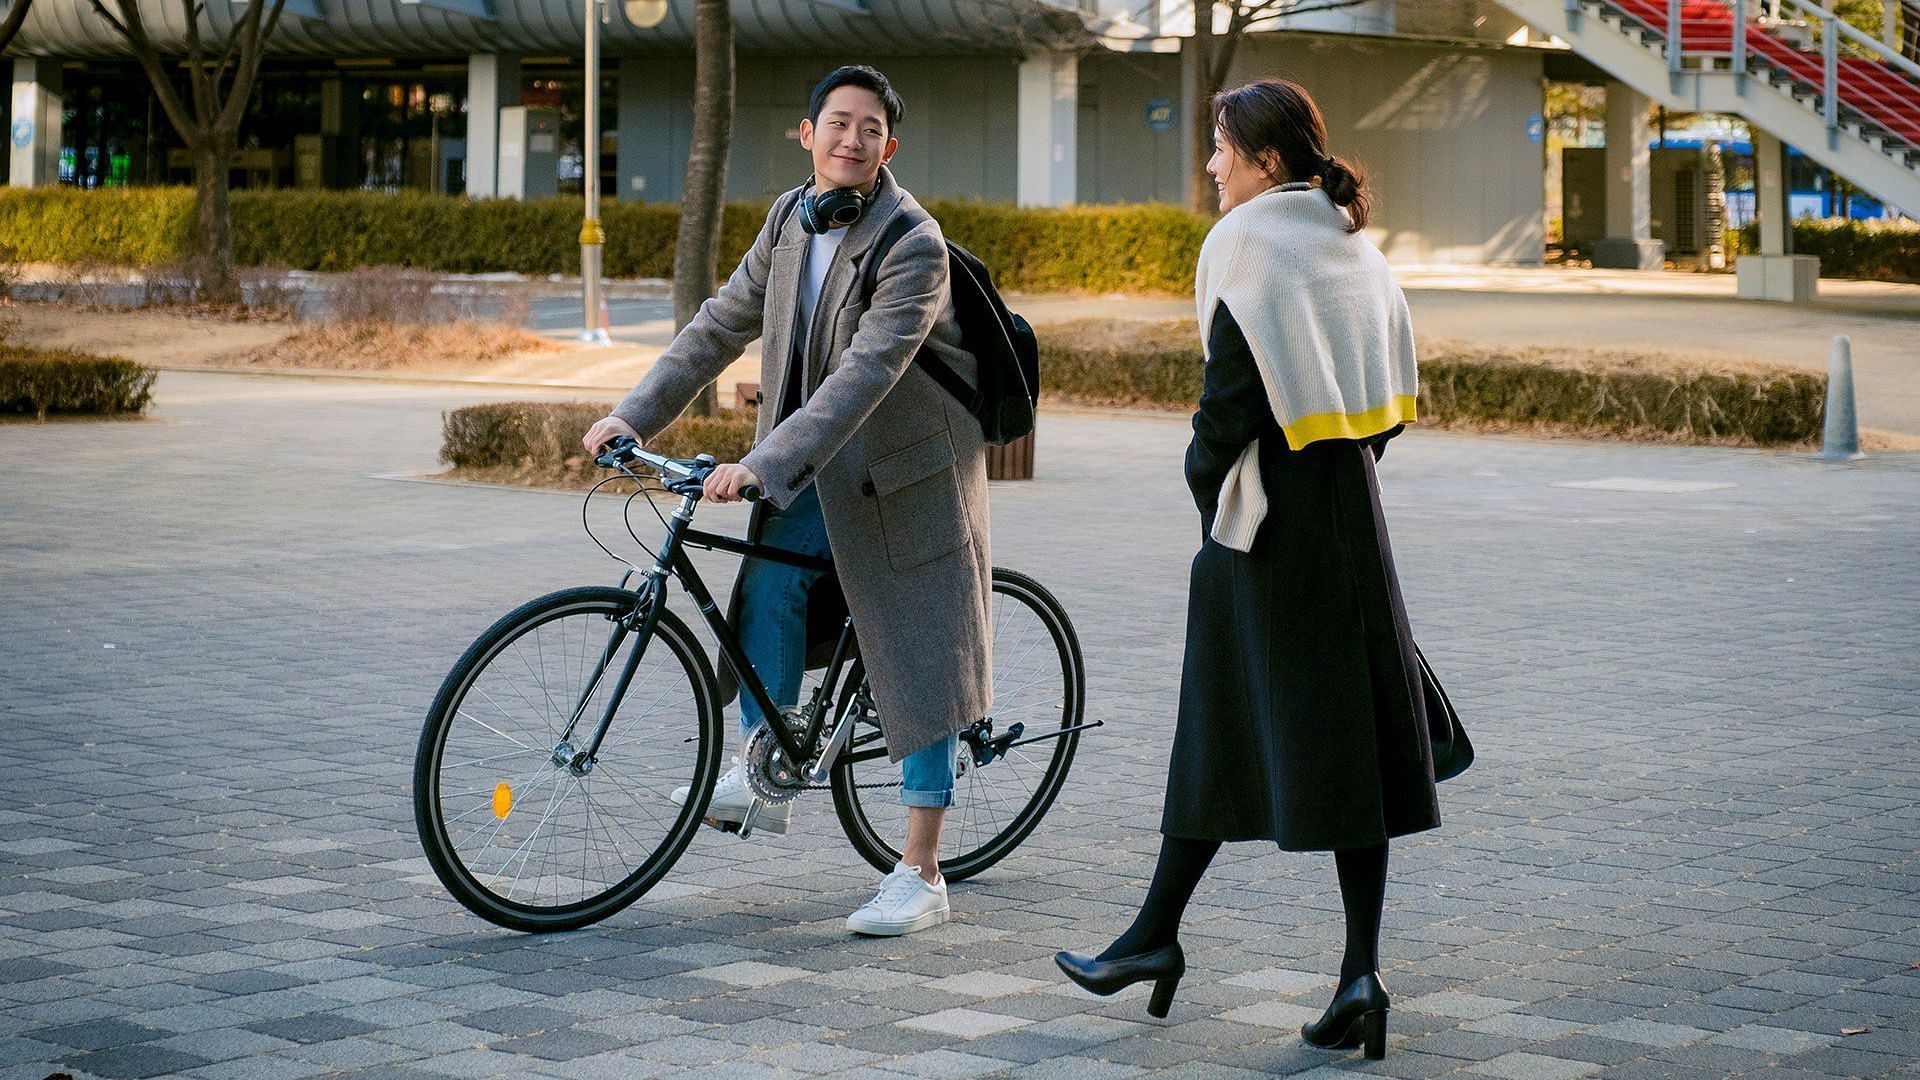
[869,432,968,571]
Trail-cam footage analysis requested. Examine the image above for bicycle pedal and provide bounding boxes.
[705,817,743,834]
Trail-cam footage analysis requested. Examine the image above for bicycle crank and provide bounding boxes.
[742,708,813,803]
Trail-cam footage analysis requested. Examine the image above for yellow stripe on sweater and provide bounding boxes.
[1279,395,1419,450]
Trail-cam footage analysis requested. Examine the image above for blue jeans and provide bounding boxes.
[735,486,955,808]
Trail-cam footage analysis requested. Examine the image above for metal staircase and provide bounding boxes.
[1493,0,1920,215]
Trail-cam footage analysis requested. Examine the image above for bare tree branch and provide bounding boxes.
[1239,0,1373,33]
[0,0,35,54]
[218,0,288,134]
[181,0,215,126]
[88,0,286,302]
[88,0,197,139]
[1211,0,1373,86]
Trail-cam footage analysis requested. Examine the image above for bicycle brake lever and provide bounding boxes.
[594,434,639,469]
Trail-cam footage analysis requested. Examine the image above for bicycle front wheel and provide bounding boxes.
[414,586,723,932]
[832,568,1085,881]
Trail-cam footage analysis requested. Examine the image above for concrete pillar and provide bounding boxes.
[1737,127,1818,300]
[1753,128,1791,256]
[1593,81,1664,270]
[466,54,522,199]
[9,59,64,189]
[1179,36,1202,211]
[616,55,685,202]
[1017,52,1077,207]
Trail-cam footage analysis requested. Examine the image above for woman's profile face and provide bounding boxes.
[1206,125,1282,213]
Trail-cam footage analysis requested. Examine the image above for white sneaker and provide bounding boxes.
[846,862,951,936]
[671,762,793,836]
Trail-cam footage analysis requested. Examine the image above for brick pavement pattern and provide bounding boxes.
[2,372,1918,1079]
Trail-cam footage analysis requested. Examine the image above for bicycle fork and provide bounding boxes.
[548,574,665,775]
[555,496,694,773]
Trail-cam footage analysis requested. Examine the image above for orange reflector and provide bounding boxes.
[492,782,513,819]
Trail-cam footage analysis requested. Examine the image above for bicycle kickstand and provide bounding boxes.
[736,797,766,839]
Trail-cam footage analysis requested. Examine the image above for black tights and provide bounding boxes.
[1101,835,1389,992]
[1333,842,1388,989]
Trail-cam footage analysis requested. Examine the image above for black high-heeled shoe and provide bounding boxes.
[1301,972,1390,1059]
[1053,942,1186,1018]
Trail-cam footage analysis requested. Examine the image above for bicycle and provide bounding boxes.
[413,436,1092,932]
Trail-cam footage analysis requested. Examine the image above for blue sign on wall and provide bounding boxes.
[1526,113,1546,146]
[1144,98,1177,134]
[11,119,33,149]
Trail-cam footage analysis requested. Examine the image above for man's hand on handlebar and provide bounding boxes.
[583,415,640,457]
[703,464,761,504]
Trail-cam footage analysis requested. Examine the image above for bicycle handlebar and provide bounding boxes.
[594,435,761,502]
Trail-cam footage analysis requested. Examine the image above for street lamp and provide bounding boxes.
[581,0,608,343]
[581,0,668,343]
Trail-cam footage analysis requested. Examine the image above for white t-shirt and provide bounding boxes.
[796,226,845,349]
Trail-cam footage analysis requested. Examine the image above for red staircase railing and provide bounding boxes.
[1595,0,1920,154]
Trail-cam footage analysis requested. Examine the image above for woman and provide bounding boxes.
[1054,79,1440,1061]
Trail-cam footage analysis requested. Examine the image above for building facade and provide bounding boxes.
[4,0,1549,264]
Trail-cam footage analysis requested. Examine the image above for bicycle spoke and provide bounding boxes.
[427,596,714,918]
[837,575,1080,881]
[455,707,543,754]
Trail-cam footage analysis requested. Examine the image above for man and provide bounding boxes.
[582,65,991,936]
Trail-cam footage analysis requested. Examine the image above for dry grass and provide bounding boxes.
[1416,338,1825,447]
[241,320,560,372]
[1038,317,1829,448]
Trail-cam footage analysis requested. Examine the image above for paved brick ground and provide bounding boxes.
[2,372,1917,1080]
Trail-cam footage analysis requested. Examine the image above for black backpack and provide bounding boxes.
[858,208,1039,446]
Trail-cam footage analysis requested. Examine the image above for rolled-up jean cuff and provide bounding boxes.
[900,786,954,808]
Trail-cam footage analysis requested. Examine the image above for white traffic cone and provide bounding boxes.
[1818,335,1863,462]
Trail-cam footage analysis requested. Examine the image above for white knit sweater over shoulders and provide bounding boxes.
[1195,182,1418,552]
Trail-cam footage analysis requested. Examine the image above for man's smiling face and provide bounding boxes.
[800,84,897,195]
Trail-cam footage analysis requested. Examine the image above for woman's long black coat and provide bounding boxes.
[1159,302,1442,852]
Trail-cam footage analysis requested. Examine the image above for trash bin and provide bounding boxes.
[986,430,1035,481]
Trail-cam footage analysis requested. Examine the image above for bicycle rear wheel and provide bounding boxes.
[414,586,723,932]
[831,568,1085,881]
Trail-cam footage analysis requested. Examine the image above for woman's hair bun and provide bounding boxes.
[1322,156,1362,208]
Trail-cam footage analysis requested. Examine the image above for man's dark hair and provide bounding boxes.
[808,65,904,137]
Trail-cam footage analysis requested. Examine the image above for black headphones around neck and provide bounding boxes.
[798,176,871,234]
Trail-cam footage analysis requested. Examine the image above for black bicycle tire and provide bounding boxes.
[830,568,1085,881]
[413,586,723,933]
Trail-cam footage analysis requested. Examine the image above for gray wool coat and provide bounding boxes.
[612,166,992,761]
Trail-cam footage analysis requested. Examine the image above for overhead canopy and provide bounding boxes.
[7,0,1099,58]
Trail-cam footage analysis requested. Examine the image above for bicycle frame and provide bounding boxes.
[556,475,859,777]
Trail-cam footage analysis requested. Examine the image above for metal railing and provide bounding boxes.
[1648,0,1920,149]
[1753,0,1920,148]
[1565,0,1920,152]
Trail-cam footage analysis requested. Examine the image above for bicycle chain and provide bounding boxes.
[799,780,901,791]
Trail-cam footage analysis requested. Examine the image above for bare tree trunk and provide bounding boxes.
[193,135,240,303]
[90,0,286,305]
[672,0,735,417]
[1188,0,1216,215]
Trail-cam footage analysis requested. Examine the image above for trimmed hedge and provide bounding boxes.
[14,188,1920,288]
[928,201,1206,296]
[0,344,157,420]
[442,318,1825,489]
[0,188,197,267]
[1,187,1207,296]
[1730,217,1920,283]
[1039,318,1827,446]
[441,400,758,486]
